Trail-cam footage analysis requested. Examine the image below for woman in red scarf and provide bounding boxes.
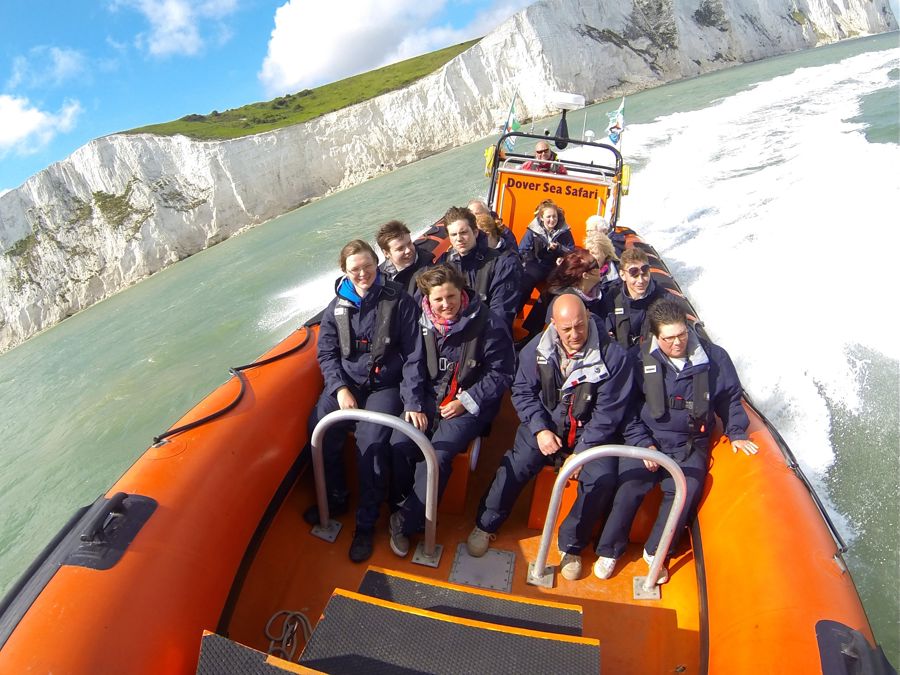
[387,264,515,557]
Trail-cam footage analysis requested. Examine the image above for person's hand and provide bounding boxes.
[404,411,429,431]
[439,400,466,419]
[536,429,563,456]
[643,445,659,472]
[732,439,759,456]
[336,387,357,410]
[548,241,558,250]
[563,452,582,480]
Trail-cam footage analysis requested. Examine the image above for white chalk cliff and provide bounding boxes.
[0,0,895,352]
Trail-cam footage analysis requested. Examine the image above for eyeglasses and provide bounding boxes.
[659,330,688,345]
[535,148,551,155]
[625,264,650,278]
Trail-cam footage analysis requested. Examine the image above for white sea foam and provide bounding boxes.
[623,47,900,486]
[257,272,337,333]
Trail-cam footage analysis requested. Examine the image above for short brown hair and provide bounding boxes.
[619,247,649,267]
[415,263,467,296]
[443,206,476,233]
[339,239,377,272]
[375,220,411,253]
[647,297,689,337]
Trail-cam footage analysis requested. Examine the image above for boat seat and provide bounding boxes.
[438,436,482,515]
[196,631,324,674]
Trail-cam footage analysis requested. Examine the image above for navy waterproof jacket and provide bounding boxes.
[624,329,749,459]
[317,276,425,412]
[604,278,668,348]
[420,291,515,422]
[518,219,576,272]
[438,235,521,324]
[511,316,634,452]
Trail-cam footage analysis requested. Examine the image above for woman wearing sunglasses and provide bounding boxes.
[605,247,668,349]
[520,247,608,339]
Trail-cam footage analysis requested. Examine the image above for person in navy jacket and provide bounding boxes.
[518,199,576,310]
[376,220,433,295]
[467,294,633,581]
[593,296,758,583]
[388,264,514,557]
[468,198,518,252]
[604,247,668,350]
[438,206,521,325]
[305,239,426,563]
[522,247,612,340]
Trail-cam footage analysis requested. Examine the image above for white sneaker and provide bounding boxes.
[466,526,494,557]
[643,549,669,584]
[592,556,618,580]
[559,553,582,581]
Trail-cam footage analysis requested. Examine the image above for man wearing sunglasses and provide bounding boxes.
[606,247,667,349]
[592,296,757,583]
[522,141,568,175]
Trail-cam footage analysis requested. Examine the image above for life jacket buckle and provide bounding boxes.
[438,357,455,372]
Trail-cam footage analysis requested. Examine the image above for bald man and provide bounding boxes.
[467,294,633,580]
[521,141,568,175]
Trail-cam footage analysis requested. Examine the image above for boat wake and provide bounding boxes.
[623,46,899,540]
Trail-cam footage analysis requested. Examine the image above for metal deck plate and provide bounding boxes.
[449,543,515,592]
[309,520,342,543]
[411,542,444,568]
[526,561,555,589]
[633,576,662,600]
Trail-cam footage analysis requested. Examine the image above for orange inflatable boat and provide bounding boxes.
[0,131,892,675]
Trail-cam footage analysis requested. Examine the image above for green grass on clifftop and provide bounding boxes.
[125,40,479,140]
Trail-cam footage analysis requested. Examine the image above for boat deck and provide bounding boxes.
[226,398,702,673]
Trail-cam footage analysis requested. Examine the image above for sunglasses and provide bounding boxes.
[625,264,651,278]
[535,148,551,155]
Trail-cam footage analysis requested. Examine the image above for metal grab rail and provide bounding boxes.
[529,445,687,591]
[309,410,440,556]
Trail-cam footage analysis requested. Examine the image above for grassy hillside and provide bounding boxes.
[126,39,479,140]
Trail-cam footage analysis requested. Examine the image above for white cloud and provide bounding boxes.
[0,95,82,157]
[258,0,531,96]
[112,0,239,57]
[6,47,87,90]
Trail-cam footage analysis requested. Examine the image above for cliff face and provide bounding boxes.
[0,0,895,352]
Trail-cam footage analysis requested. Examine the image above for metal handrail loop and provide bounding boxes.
[310,409,440,556]
[531,444,688,590]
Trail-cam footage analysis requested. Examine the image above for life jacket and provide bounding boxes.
[640,338,710,438]
[446,248,497,303]
[537,327,611,448]
[423,303,489,407]
[335,280,402,380]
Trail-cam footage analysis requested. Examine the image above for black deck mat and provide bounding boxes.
[357,568,582,636]
[196,632,311,674]
[299,592,599,674]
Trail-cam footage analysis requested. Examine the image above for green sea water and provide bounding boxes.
[1,31,897,664]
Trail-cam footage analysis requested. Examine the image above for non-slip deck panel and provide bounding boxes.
[358,568,582,636]
[299,591,600,674]
[196,632,322,674]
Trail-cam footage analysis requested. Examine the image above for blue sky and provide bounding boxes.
[0,0,532,193]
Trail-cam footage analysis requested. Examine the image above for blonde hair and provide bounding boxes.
[475,212,502,238]
[583,230,618,264]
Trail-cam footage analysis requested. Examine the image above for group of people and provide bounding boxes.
[305,197,758,585]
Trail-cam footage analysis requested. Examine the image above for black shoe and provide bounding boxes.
[349,530,374,563]
[303,500,349,525]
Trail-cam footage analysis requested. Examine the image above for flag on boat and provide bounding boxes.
[606,98,625,147]
[502,92,522,152]
[554,109,570,150]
